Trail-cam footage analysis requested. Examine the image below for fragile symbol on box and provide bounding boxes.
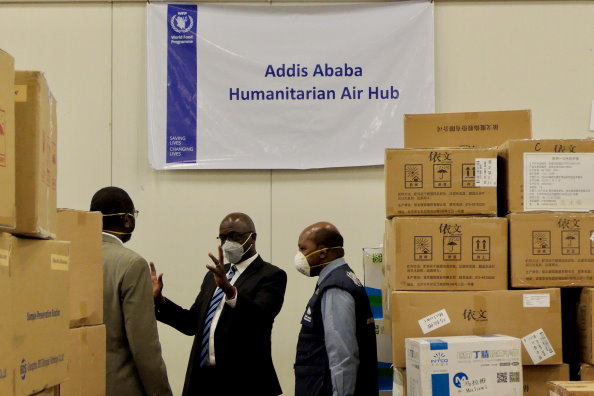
[414,236,433,261]
[443,236,461,261]
[561,230,580,255]
[462,163,476,188]
[433,164,451,188]
[532,231,551,255]
[522,328,555,364]
[405,164,423,188]
[472,236,490,261]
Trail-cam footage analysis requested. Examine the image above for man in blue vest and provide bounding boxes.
[294,221,378,396]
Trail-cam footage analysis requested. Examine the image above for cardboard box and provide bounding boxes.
[0,233,70,395]
[509,212,594,288]
[523,364,569,395]
[580,364,594,381]
[498,139,594,214]
[393,365,568,395]
[32,385,60,395]
[60,325,106,396]
[363,246,384,319]
[384,216,507,291]
[578,289,594,365]
[13,71,57,238]
[548,381,594,395]
[0,235,12,395]
[0,49,15,230]
[56,209,103,327]
[391,288,562,367]
[404,110,532,149]
[385,147,498,217]
[405,335,523,396]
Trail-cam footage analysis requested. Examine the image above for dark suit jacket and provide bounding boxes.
[156,255,287,396]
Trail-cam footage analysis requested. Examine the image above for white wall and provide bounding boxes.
[1,1,592,395]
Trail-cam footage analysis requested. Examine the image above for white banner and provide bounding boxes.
[147,2,434,169]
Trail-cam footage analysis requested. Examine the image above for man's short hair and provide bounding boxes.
[312,228,344,248]
[90,186,133,228]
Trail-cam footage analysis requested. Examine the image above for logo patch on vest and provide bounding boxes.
[346,271,362,287]
[303,306,312,323]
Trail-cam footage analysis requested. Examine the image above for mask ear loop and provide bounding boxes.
[305,246,344,269]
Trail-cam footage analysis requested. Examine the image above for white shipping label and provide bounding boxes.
[51,254,69,271]
[549,392,560,396]
[475,158,497,187]
[0,249,8,267]
[523,293,551,308]
[418,308,450,334]
[522,328,556,364]
[524,153,594,211]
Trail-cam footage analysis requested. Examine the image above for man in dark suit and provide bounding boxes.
[151,212,287,396]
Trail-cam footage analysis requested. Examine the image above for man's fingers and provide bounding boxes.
[149,262,156,276]
[208,252,219,265]
[158,274,163,284]
[218,245,224,266]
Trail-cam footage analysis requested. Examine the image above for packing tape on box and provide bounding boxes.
[14,84,26,102]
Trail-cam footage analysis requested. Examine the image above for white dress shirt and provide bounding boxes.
[206,253,258,366]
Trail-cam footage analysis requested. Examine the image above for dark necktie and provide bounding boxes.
[199,265,237,367]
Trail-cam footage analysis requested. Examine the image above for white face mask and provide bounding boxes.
[222,233,253,264]
[294,246,343,277]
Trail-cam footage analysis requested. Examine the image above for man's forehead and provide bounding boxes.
[220,217,251,232]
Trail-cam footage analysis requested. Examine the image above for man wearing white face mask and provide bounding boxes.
[151,212,287,396]
[294,222,378,396]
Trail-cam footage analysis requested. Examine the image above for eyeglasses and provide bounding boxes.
[103,210,139,219]
[217,231,251,243]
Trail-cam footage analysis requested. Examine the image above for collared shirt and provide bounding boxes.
[206,252,258,366]
[102,232,124,246]
[318,257,358,396]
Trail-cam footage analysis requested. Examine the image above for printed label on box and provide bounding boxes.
[549,392,560,396]
[50,254,69,271]
[418,308,450,334]
[523,294,551,308]
[522,328,555,364]
[524,153,594,211]
[475,158,497,187]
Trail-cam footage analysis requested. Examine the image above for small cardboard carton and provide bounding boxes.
[509,212,594,288]
[12,71,57,238]
[405,335,523,396]
[60,325,106,396]
[523,364,569,395]
[56,209,103,327]
[385,147,498,217]
[498,139,594,214]
[391,288,562,367]
[0,233,70,395]
[548,381,594,395]
[404,109,531,148]
[384,216,507,291]
[0,49,15,230]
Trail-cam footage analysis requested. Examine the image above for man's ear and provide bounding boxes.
[123,215,134,230]
[318,246,328,259]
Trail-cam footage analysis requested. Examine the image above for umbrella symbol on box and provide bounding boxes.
[447,239,458,252]
[437,166,449,179]
[565,234,577,247]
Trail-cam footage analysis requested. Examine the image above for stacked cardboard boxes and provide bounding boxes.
[0,51,105,396]
[500,138,594,381]
[55,209,105,396]
[383,110,579,394]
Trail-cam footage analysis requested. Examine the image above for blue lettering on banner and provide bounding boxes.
[167,4,197,163]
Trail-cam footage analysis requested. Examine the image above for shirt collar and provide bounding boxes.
[317,257,346,284]
[102,232,124,246]
[231,253,258,275]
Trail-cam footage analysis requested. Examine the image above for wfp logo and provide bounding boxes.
[20,359,27,380]
[453,372,469,388]
[170,12,194,34]
[430,352,448,366]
